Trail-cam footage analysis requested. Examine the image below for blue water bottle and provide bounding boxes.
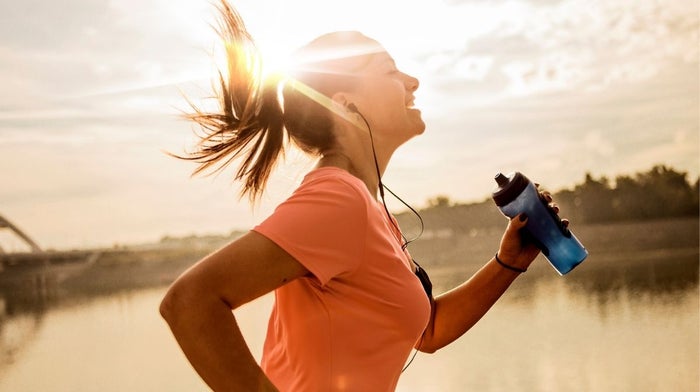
[492,172,588,275]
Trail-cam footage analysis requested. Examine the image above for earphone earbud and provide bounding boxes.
[346,103,359,114]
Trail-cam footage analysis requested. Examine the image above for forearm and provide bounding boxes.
[161,286,278,392]
[419,256,523,353]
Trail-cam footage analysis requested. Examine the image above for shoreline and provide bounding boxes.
[0,217,697,315]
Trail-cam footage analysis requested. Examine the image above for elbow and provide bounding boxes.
[415,332,441,354]
[159,280,192,326]
[159,275,234,327]
[417,341,440,354]
[159,284,179,324]
[415,325,447,354]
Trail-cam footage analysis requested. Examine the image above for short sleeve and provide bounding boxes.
[253,176,368,286]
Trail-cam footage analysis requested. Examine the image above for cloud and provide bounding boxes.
[583,130,616,157]
[417,0,699,104]
[0,0,112,50]
[1,0,697,248]
[0,0,215,107]
[443,0,565,5]
[391,55,698,207]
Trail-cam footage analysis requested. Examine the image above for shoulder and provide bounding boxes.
[260,167,372,230]
[254,167,371,284]
[293,167,372,209]
[301,167,368,194]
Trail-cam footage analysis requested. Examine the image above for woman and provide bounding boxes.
[160,1,559,391]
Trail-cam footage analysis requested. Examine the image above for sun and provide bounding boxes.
[256,37,297,81]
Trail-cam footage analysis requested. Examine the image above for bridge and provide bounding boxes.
[0,214,100,280]
[0,214,42,254]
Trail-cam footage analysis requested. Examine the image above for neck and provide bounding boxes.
[317,144,393,200]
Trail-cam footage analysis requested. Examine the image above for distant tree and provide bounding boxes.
[398,165,698,231]
[427,195,452,208]
[640,165,698,217]
[571,173,613,223]
[611,174,638,220]
[559,165,698,223]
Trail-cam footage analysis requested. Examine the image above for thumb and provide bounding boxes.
[499,212,530,260]
[508,213,529,231]
[502,213,528,247]
[503,213,528,247]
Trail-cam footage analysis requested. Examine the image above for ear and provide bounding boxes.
[329,92,367,133]
[330,92,357,115]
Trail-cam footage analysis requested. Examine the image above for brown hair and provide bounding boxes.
[176,0,380,202]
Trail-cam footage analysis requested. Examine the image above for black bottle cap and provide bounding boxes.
[492,172,530,207]
[495,173,509,187]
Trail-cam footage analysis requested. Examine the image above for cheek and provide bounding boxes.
[361,81,411,131]
[381,93,409,121]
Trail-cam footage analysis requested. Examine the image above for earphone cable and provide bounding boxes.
[382,184,424,250]
[355,109,426,373]
[355,111,424,249]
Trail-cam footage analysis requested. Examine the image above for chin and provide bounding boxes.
[414,119,426,135]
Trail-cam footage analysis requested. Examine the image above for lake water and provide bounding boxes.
[0,259,697,391]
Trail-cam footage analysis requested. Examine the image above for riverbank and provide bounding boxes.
[0,217,697,315]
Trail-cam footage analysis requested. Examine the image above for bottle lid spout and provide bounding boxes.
[495,173,509,187]
[492,171,529,207]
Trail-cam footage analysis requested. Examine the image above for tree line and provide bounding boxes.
[555,165,699,223]
[397,165,699,232]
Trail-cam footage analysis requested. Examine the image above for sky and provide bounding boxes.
[0,0,698,250]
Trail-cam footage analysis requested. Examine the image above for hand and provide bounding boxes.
[497,213,540,271]
[538,189,570,229]
[497,186,568,271]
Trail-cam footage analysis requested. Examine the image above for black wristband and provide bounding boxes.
[495,252,527,273]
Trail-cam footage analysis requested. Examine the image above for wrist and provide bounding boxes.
[494,252,527,273]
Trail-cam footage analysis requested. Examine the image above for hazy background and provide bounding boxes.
[1,0,698,250]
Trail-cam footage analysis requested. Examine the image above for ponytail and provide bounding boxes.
[176,0,285,202]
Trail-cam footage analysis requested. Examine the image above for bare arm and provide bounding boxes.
[159,231,309,391]
[418,213,540,353]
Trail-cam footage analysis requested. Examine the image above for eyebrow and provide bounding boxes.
[372,54,396,68]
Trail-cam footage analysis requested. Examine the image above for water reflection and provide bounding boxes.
[0,311,42,377]
[0,250,697,391]
[398,260,699,392]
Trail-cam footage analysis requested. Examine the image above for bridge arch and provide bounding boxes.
[0,215,42,253]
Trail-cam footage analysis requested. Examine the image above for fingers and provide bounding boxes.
[536,184,570,227]
[502,213,540,260]
[538,190,559,212]
[540,191,552,203]
[509,212,529,230]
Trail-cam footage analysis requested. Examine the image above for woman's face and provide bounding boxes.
[292,32,425,147]
[349,50,425,143]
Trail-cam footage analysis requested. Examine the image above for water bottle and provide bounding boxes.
[492,172,588,275]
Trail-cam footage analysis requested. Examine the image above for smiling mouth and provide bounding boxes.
[406,104,421,112]
[405,95,418,109]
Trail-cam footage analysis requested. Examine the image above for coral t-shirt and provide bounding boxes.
[253,167,431,392]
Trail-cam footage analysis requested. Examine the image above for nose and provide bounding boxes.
[404,73,419,92]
